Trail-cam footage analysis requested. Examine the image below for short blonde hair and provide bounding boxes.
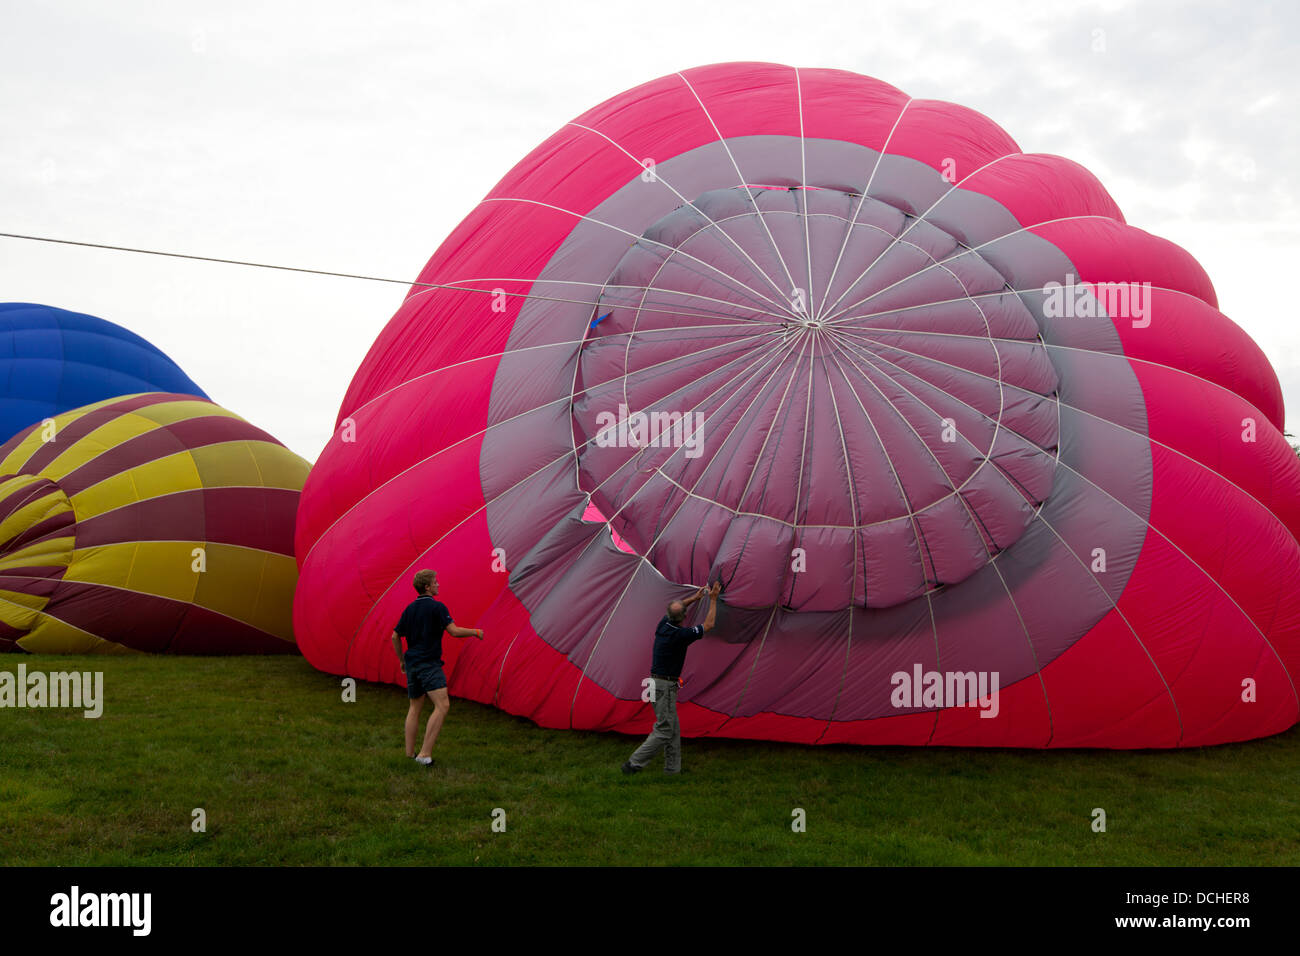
[413,569,437,594]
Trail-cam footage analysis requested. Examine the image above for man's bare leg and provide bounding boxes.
[416,688,450,759]
[405,697,426,757]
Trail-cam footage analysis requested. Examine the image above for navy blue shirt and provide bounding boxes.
[650,616,705,679]
[396,596,453,666]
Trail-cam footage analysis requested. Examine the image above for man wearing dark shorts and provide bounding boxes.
[391,568,484,766]
[622,581,721,775]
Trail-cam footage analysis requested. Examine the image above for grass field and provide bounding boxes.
[1,655,1297,866]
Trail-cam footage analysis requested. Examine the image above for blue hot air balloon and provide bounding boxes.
[0,302,208,442]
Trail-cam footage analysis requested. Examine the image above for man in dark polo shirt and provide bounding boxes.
[622,580,721,775]
[390,568,484,766]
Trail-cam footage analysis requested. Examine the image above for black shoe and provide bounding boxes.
[622,761,642,774]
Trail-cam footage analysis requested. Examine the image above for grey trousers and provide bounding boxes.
[628,677,681,773]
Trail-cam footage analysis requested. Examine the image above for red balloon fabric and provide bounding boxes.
[295,62,1300,747]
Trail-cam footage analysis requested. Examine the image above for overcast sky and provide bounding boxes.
[2,0,1296,460]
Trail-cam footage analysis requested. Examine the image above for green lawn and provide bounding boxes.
[1,655,1297,865]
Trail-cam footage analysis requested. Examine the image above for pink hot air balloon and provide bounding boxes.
[294,62,1300,748]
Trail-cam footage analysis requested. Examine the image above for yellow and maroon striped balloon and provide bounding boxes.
[0,393,309,653]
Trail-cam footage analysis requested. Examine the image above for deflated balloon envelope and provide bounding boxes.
[294,62,1300,748]
[0,393,308,654]
[0,302,207,443]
